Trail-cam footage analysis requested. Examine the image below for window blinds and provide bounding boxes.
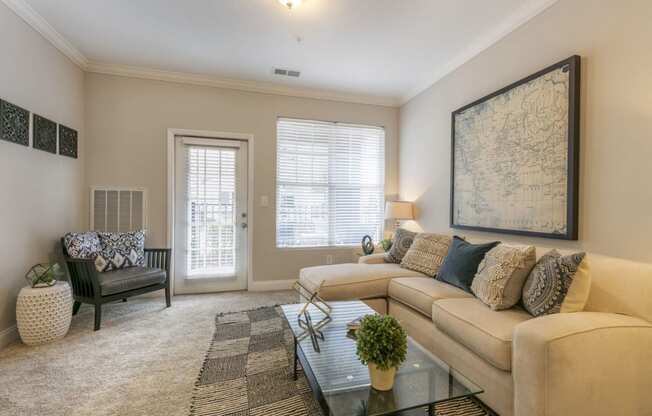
[185,145,236,277]
[276,118,385,248]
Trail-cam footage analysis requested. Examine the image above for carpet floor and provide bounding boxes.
[0,291,298,416]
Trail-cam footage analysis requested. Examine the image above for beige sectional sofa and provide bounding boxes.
[299,251,652,416]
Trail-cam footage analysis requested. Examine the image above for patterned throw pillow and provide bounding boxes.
[522,250,586,317]
[63,232,101,259]
[94,231,146,272]
[384,228,416,264]
[471,245,536,310]
[400,233,452,276]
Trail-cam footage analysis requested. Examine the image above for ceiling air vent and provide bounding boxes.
[274,68,301,78]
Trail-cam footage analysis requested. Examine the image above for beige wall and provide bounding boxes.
[399,0,652,262]
[84,73,399,284]
[0,4,85,335]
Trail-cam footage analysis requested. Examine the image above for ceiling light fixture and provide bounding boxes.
[278,0,303,10]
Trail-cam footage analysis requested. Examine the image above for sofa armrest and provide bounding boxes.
[144,248,172,280]
[63,257,102,299]
[513,312,652,416]
[358,253,387,264]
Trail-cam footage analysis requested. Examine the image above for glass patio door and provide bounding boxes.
[174,136,248,293]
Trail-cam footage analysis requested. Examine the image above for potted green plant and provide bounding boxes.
[355,314,408,391]
[380,238,393,252]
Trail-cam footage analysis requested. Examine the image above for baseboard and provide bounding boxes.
[248,279,296,291]
[0,324,19,350]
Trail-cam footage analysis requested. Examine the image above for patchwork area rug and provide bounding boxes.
[190,306,493,416]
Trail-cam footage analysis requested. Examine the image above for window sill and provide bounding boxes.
[276,245,358,252]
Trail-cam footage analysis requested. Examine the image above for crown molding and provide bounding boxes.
[400,0,560,104]
[1,0,88,68]
[86,61,401,107]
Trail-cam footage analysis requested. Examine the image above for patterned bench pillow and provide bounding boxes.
[94,231,146,272]
[63,232,101,259]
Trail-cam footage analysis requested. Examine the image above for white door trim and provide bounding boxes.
[167,128,255,295]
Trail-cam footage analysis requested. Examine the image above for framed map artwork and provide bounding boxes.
[451,55,580,240]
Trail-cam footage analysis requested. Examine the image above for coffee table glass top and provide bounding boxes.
[281,301,483,416]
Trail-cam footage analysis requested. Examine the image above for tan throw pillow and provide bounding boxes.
[560,255,592,313]
[400,233,452,276]
[471,244,536,310]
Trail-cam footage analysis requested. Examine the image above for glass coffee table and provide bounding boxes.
[281,301,484,416]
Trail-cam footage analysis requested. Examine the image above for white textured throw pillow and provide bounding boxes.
[471,244,536,310]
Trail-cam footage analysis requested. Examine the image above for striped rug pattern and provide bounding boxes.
[190,306,493,416]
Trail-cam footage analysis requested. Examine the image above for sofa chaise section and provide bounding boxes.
[299,260,425,313]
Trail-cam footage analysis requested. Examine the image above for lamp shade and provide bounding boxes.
[385,201,414,220]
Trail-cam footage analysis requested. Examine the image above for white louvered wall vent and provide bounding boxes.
[90,187,147,233]
[273,67,301,78]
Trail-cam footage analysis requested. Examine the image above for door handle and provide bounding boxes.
[241,222,248,229]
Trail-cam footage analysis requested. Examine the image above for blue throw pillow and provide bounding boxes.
[436,236,500,293]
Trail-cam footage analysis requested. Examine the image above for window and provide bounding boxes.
[185,146,236,276]
[276,118,385,248]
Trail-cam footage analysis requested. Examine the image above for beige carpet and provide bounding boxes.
[0,290,298,416]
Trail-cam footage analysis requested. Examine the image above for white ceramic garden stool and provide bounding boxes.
[16,281,73,346]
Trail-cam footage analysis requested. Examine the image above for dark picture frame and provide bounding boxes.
[33,114,58,154]
[0,99,30,146]
[450,55,581,240]
[59,124,78,158]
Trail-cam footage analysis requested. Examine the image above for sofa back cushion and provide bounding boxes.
[584,254,652,322]
[400,233,452,276]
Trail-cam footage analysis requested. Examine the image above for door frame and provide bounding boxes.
[166,128,255,295]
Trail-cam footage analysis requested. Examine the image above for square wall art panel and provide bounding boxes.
[59,124,78,158]
[33,114,57,154]
[0,99,29,146]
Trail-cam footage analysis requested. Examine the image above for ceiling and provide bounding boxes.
[14,0,557,105]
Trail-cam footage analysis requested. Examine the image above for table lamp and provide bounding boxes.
[385,201,414,229]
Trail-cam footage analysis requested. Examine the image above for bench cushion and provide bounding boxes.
[99,266,166,296]
[300,263,426,301]
[433,298,532,371]
[388,277,472,317]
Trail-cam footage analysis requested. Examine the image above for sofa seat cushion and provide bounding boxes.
[99,266,166,296]
[432,298,532,371]
[300,263,427,301]
[388,277,472,317]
